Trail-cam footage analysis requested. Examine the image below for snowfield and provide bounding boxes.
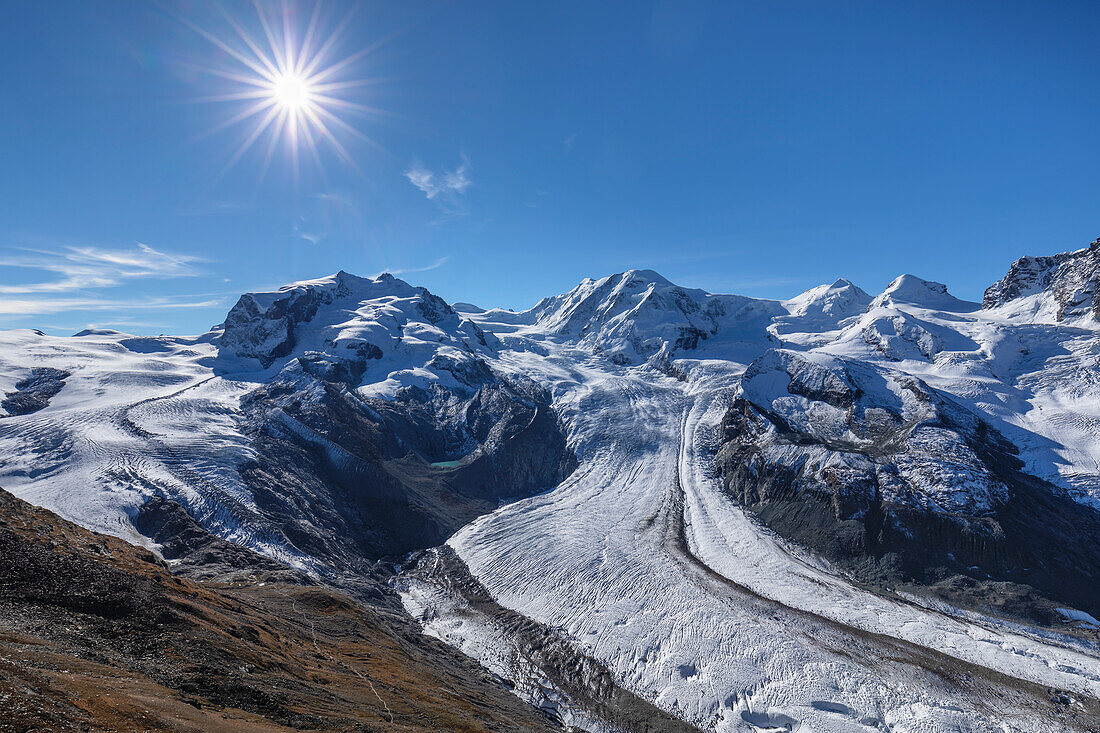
[3,247,1100,731]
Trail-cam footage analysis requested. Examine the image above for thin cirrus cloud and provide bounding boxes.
[0,241,210,316]
[0,242,201,294]
[404,156,472,214]
[0,296,223,316]
[375,256,451,278]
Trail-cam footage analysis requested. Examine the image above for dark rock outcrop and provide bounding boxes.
[134,495,311,583]
[232,358,576,570]
[716,350,1100,625]
[984,237,1100,320]
[218,270,367,366]
[1,367,70,416]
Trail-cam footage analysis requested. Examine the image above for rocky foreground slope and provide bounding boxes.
[0,487,561,732]
[1,238,1100,731]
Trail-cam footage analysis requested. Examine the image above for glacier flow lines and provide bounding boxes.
[400,351,1100,732]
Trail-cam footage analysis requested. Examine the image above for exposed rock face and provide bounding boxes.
[134,495,311,583]
[220,277,340,366]
[984,237,1100,321]
[727,350,1011,516]
[1,367,70,416]
[234,357,576,568]
[209,272,578,568]
[716,349,1100,623]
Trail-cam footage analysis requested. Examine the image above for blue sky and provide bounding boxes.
[2,0,1098,335]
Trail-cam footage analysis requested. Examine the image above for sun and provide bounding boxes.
[272,73,312,111]
[182,2,385,180]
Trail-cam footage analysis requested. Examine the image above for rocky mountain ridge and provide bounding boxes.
[984,237,1100,320]
[718,348,1100,623]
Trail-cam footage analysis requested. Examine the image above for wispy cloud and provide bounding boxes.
[311,191,356,208]
[291,218,326,246]
[0,296,223,316]
[296,232,325,246]
[0,243,202,295]
[376,256,450,277]
[405,155,472,214]
[563,131,581,150]
[0,241,213,318]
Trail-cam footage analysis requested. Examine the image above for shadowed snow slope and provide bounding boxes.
[3,240,1100,732]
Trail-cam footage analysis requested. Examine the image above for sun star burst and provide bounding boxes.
[183,1,385,181]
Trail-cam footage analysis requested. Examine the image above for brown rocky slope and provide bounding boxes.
[0,487,559,733]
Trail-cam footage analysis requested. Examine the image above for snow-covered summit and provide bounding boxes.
[871,273,975,312]
[814,274,982,362]
[526,269,687,336]
[784,278,871,318]
[218,271,496,396]
[771,278,872,343]
[507,269,783,363]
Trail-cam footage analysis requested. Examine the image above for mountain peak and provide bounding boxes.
[873,274,970,311]
[785,278,870,315]
[287,270,405,296]
[885,273,944,294]
[216,271,474,370]
[773,279,872,339]
[517,268,783,364]
[618,268,674,287]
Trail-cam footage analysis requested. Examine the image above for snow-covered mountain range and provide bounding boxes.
[2,238,1100,732]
